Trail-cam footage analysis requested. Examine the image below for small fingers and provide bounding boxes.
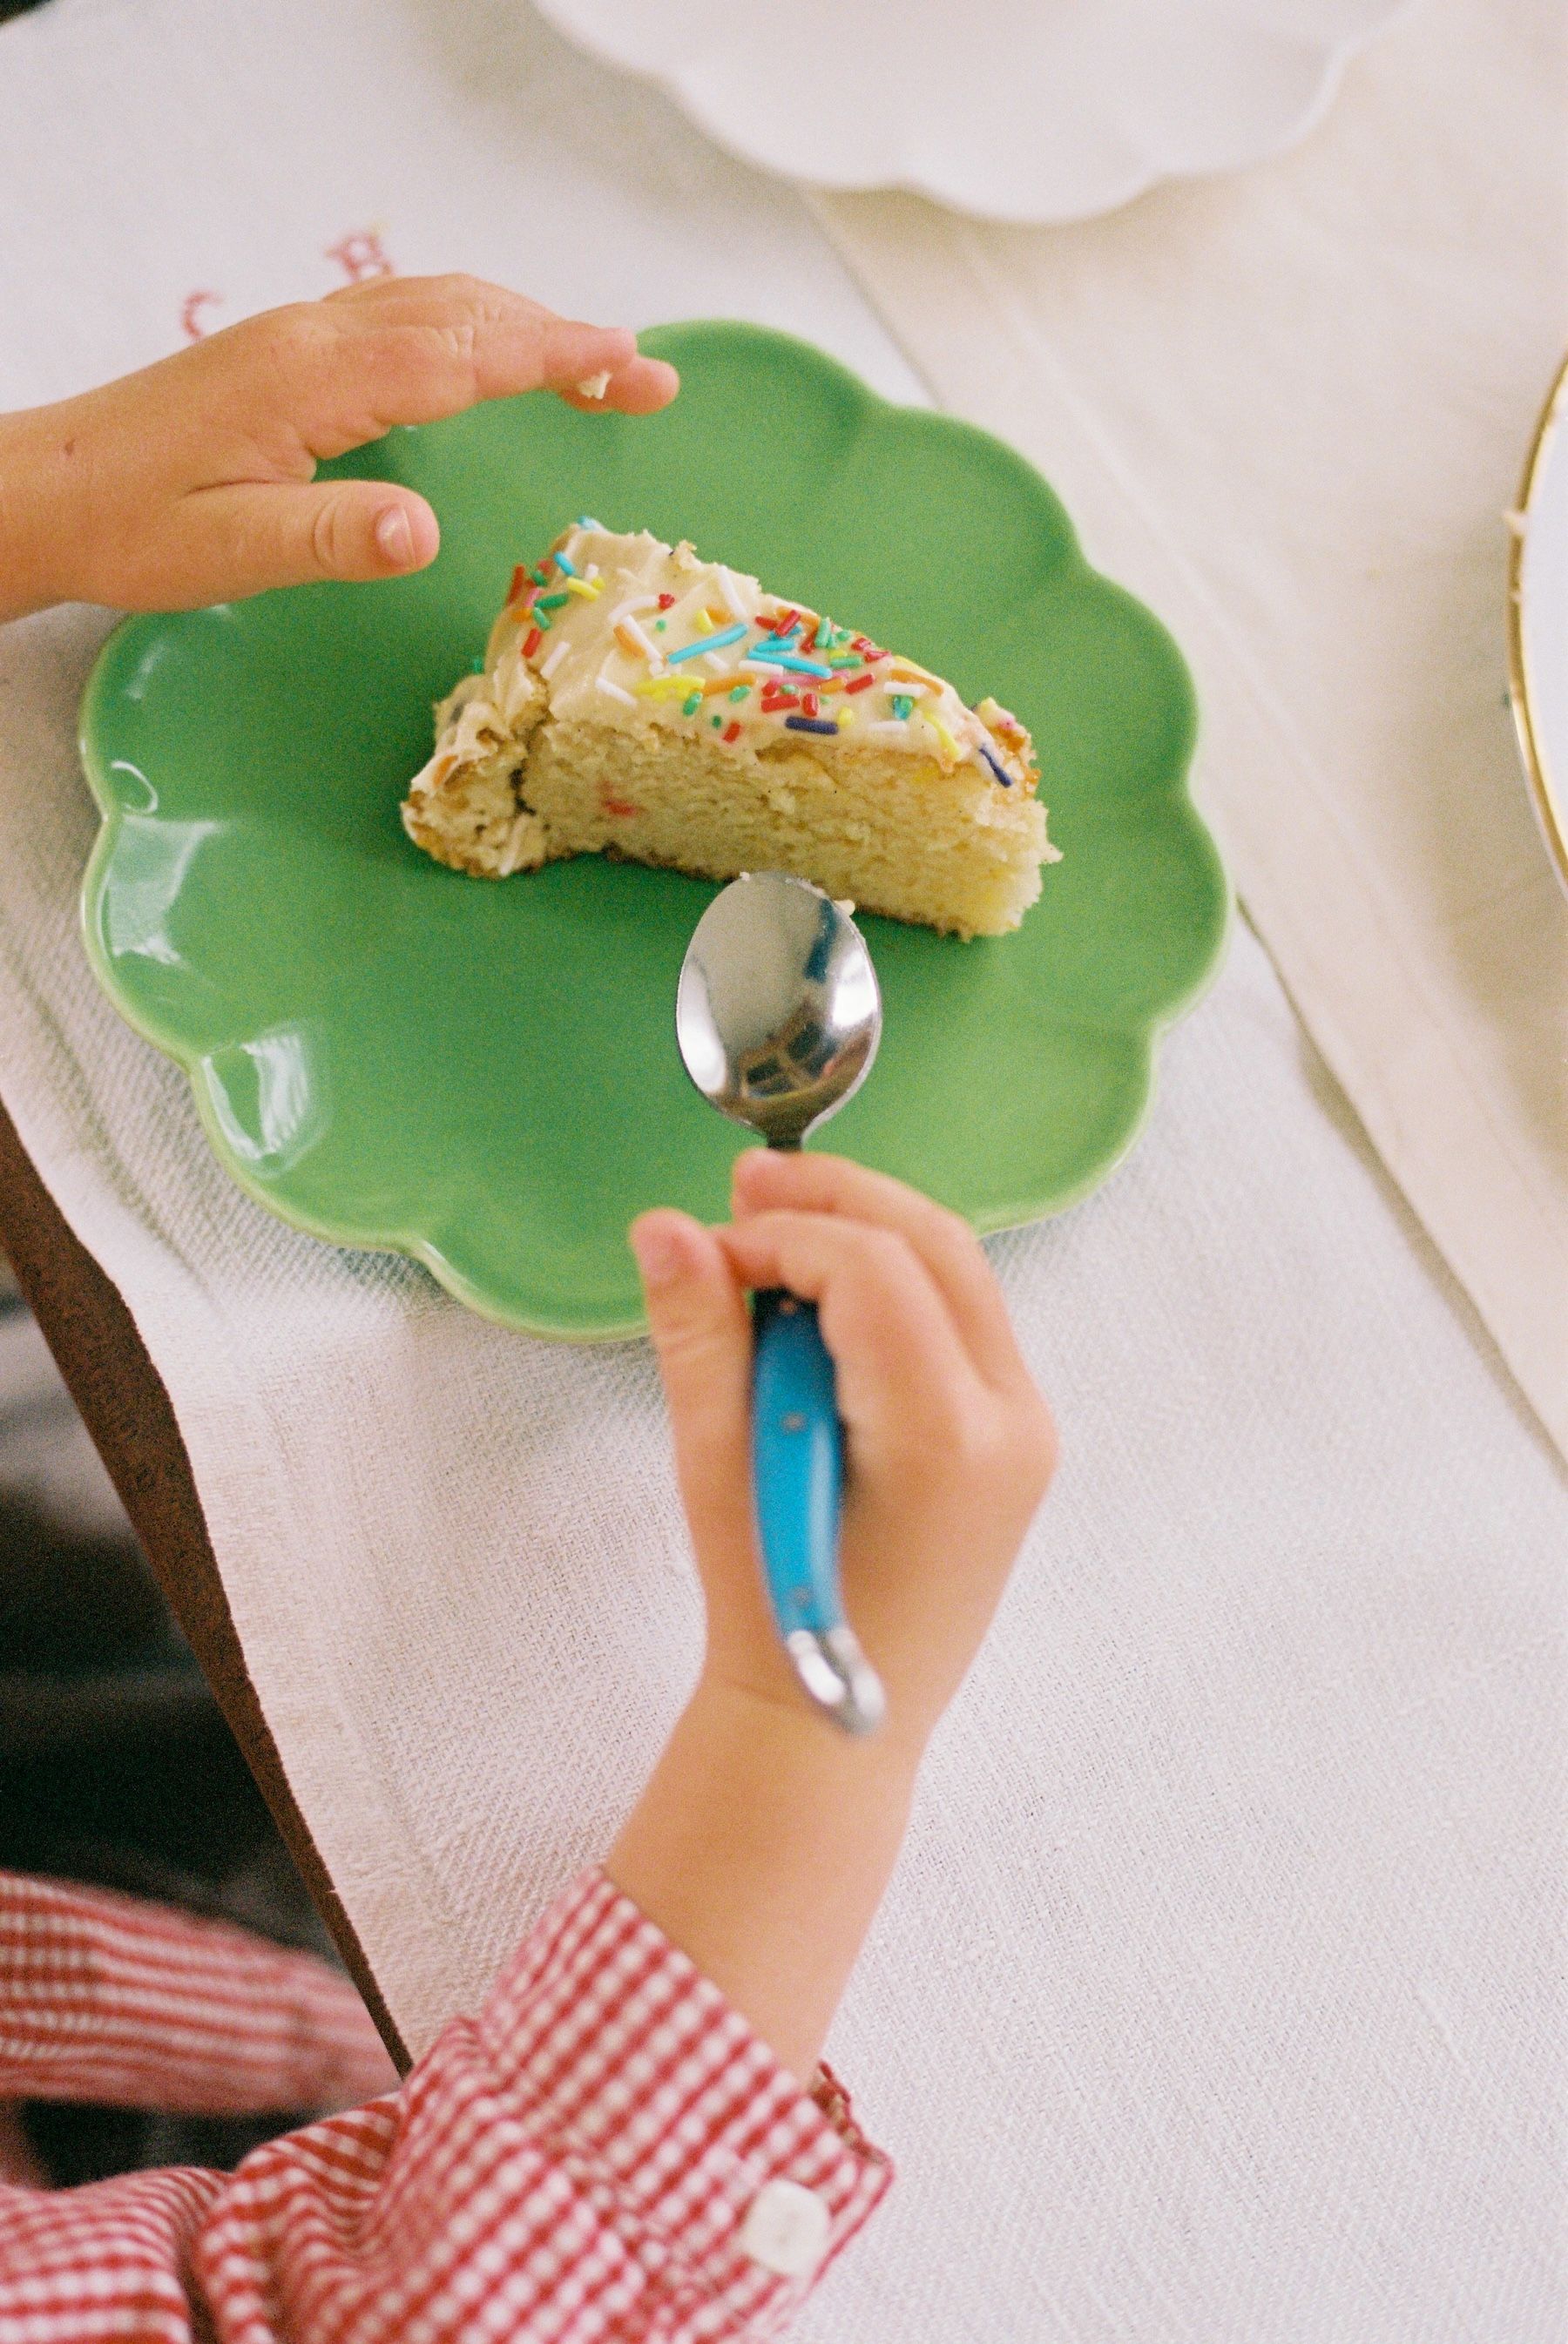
[714,1209,980,1452]
[153,480,437,605]
[732,1151,1030,1394]
[559,353,681,415]
[629,1210,757,1572]
[301,278,678,439]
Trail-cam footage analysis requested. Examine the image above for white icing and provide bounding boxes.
[462,526,1036,787]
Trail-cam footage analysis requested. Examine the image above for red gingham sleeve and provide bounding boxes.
[0,1868,892,2341]
[0,1868,396,2122]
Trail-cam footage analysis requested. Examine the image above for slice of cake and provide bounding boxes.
[402,524,1058,938]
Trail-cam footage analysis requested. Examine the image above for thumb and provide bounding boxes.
[631,1210,757,1586]
[159,479,438,605]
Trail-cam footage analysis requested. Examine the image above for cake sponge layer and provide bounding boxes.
[524,719,1045,936]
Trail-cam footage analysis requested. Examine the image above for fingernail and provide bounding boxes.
[630,1216,686,1287]
[375,505,416,570]
[732,1148,773,1190]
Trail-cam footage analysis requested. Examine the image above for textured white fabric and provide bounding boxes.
[0,3,1564,2339]
[814,0,1568,1460]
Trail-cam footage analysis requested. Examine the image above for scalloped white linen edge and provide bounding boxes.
[531,0,1417,223]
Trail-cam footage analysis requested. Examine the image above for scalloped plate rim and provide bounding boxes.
[531,0,1420,226]
[78,321,1230,1341]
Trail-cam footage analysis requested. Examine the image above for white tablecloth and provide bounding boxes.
[814,0,1568,1461]
[0,4,1562,2337]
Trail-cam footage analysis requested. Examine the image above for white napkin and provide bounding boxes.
[814,0,1568,1460]
[0,3,1563,2336]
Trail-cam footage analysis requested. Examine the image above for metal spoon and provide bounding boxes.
[676,872,886,1735]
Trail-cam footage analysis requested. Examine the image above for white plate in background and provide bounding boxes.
[1510,356,1568,896]
[531,0,1416,224]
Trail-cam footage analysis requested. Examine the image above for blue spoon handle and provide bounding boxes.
[751,1288,884,1735]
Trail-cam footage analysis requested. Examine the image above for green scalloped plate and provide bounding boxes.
[79,321,1226,1340]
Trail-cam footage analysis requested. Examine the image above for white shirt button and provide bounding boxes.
[740,2178,831,2279]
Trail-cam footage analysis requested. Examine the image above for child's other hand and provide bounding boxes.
[0,276,678,621]
[630,1152,1056,1755]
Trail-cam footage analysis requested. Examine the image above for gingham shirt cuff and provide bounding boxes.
[478,1867,892,2335]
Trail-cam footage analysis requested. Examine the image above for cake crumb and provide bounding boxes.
[575,370,612,401]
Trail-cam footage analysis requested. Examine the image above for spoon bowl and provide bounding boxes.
[676,872,881,1150]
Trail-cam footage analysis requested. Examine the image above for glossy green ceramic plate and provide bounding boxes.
[79,321,1226,1339]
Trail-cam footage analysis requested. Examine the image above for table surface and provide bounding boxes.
[1,3,1564,2339]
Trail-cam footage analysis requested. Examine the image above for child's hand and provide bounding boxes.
[631,1151,1056,1756]
[612,1155,1053,2080]
[0,275,678,623]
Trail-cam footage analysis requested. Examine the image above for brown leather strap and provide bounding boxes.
[0,1092,409,2071]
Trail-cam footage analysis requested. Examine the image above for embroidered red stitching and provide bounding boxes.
[180,291,222,341]
[325,228,395,283]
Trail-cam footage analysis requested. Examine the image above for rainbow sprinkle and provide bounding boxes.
[616,616,662,665]
[666,621,748,665]
[746,651,833,679]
